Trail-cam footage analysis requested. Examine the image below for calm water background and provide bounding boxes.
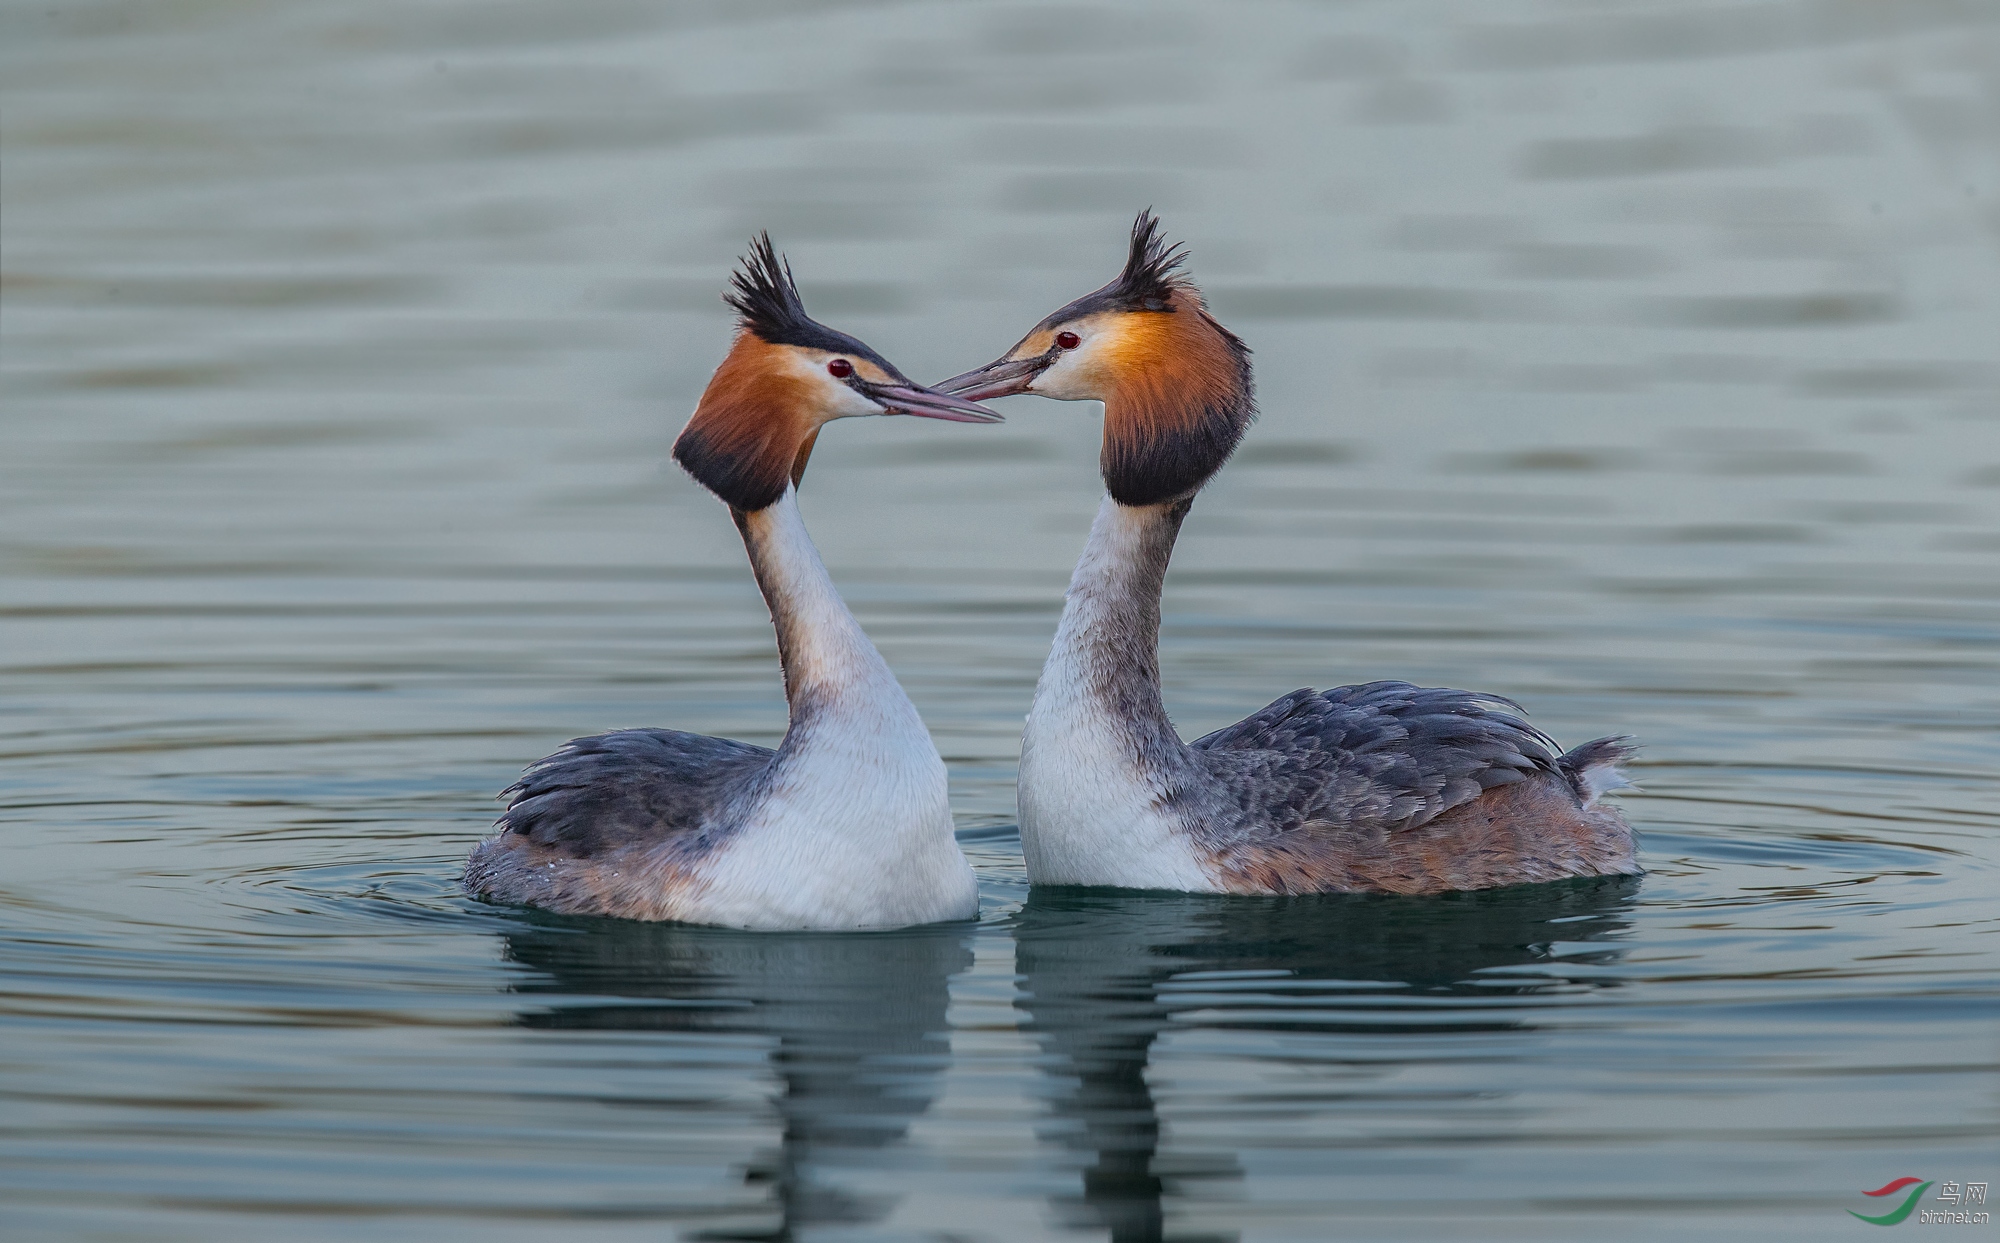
[4,2,1998,1239]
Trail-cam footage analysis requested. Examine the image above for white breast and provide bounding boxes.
[1018,663,1215,891]
[694,720,979,929]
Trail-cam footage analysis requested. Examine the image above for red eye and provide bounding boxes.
[827,358,854,378]
[1055,331,1081,350]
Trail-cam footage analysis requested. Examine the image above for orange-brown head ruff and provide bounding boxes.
[672,234,999,512]
[935,210,1255,507]
[672,333,823,514]
[1095,285,1253,507]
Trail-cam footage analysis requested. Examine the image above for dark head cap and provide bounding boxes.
[725,233,901,376]
[1036,208,1194,328]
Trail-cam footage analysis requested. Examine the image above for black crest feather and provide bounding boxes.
[724,233,812,344]
[1039,209,1199,327]
[722,232,886,360]
[1111,209,1191,312]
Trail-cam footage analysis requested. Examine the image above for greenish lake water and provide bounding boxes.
[3,2,1997,1239]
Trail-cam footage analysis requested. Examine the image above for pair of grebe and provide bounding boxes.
[465,215,1638,928]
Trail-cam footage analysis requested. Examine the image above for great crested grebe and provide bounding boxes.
[465,236,997,929]
[938,212,1638,895]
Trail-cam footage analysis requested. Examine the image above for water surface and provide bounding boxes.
[4,1,1998,1239]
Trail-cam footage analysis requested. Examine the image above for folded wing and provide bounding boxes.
[1186,680,1566,843]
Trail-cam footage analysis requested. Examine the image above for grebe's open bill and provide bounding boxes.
[870,384,1005,423]
[933,354,1049,403]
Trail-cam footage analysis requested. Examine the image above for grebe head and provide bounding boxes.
[937,210,1254,506]
[673,233,1001,512]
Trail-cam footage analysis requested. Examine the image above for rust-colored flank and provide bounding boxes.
[1211,778,1639,897]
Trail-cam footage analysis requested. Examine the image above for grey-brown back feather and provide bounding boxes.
[1182,680,1567,847]
[496,728,775,861]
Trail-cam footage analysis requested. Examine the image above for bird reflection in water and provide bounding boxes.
[500,916,974,1241]
[1013,877,1640,1243]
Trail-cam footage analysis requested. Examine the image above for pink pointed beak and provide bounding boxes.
[868,384,1005,423]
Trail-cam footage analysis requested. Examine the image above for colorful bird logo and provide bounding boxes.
[1849,1177,1933,1226]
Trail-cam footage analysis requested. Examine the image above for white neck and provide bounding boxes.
[1018,496,1212,888]
[694,484,973,929]
[739,486,919,744]
[1032,496,1183,749]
